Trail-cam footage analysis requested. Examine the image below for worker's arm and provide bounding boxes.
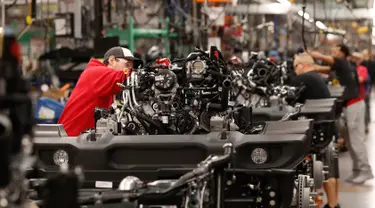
[313,65,331,73]
[91,67,129,96]
[309,51,335,66]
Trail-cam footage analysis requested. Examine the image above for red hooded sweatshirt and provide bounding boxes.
[58,59,127,136]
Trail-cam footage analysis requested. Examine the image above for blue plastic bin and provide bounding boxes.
[35,97,64,124]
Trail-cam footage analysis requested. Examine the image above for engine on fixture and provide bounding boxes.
[91,47,237,136]
[248,58,281,87]
[229,55,304,108]
[91,58,198,136]
[180,47,233,132]
[148,59,182,125]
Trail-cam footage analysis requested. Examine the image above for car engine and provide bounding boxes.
[92,46,235,136]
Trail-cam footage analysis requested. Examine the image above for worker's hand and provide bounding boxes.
[307,51,321,58]
[29,201,39,208]
[123,68,130,73]
[123,68,131,77]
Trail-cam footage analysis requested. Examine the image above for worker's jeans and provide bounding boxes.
[343,100,372,172]
[365,93,371,129]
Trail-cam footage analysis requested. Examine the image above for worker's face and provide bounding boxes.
[331,46,344,59]
[362,50,370,60]
[108,56,134,71]
[353,57,363,66]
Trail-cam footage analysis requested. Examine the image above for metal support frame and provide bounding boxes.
[31,0,36,19]
[1,0,5,28]
[94,0,103,38]
[73,0,82,38]
[105,17,177,57]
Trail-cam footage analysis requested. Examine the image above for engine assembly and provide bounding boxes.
[92,46,235,136]
[83,48,334,208]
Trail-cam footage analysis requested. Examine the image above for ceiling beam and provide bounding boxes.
[226,3,374,20]
[3,0,59,4]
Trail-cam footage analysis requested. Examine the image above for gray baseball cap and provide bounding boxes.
[103,46,140,62]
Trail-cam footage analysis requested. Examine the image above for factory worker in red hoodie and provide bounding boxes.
[58,47,140,136]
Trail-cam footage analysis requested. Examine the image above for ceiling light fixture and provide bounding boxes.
[277,0,291,7]
[315,21,327,30]
[298,10,310,20]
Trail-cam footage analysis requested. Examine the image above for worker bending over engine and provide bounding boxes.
[58,47,140,136]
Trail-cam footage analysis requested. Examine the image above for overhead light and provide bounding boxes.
[326,27,346,35]
[327,34,338,40]
[297,10,310,20]
[315,21,327,30]
[277,0,291,7]
[373,0,375,40]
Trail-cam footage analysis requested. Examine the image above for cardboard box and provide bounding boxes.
[41,88,66,101]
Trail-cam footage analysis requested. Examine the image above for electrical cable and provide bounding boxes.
[5,0,18,10]
[343,0,359,20]
[169,0,228,31]
[17,0,34,40]
[312,0,317,47]
[328,0,360,47]
[301,1,308,52]
[42,0,51,47]
[312,0,328,49]
[130,0,164,26]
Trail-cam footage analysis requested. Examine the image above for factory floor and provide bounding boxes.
[334,92,375,208]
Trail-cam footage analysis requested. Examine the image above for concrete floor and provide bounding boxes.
[331,93,375,208]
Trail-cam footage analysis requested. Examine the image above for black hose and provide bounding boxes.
[208,70,229,78]
[135,113,167,134]
[137,118,152,134]
[207,79,231,111]
[122,108,156,134]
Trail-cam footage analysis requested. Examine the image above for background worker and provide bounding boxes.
[309,44,373,186]
[292,53,337,208]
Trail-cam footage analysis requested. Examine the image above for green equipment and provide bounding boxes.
[16,29,55,58]
[105,17,177,57]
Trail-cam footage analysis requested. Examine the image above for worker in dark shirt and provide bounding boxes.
[292,54,336,208]
[361,49,374,132]
[290,54,330,103]
[361,49,375,82]
[309,44,373,207]
[58,47,140,136]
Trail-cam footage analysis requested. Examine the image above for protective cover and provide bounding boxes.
[328,86,345,98]
[252,105,336,122]
[33,131,311,188]
[304,98,342,119]
[35,124,68,137]
[262,120,313,135]
[304,98,336,108]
